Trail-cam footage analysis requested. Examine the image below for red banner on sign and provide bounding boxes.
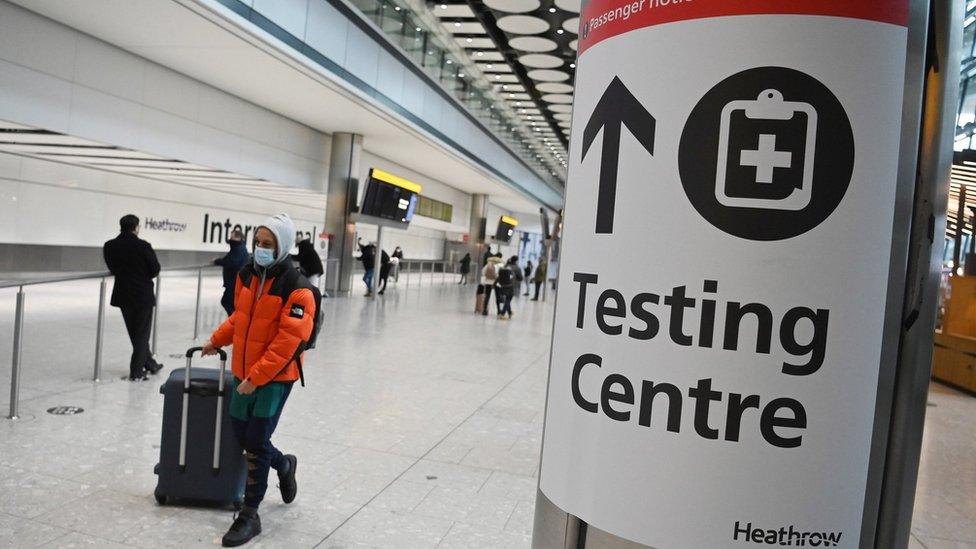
[577,0,909,55]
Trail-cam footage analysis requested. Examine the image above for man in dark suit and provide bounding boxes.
[103,214,164,380]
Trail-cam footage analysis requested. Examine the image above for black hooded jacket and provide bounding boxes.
[215,239,249,288]
[292,239,324,278]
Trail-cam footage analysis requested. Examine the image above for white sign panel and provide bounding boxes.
[539,1,909,547]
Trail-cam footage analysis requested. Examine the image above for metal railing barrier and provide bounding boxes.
[1,263,218,420]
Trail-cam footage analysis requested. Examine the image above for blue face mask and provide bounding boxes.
[254,246,276,267]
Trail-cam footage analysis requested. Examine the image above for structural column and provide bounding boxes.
[324,133,363,294]
[468,193,489,283]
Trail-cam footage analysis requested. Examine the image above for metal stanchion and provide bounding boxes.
[406,261,411,288]
[93,278,107,382]
[151,275,161,356]
[193,268,203,340]
[8,288,25,420]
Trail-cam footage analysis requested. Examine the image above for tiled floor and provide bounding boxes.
[0,272,972,548]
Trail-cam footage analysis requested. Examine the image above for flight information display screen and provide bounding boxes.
[359,168,422,225]
[495,215,518,243]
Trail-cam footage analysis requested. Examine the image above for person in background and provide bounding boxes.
[391,246,404,282]
[482,246,493,267]
[202,213,313,547]
[523,260,534,296]
[495,258,516,319]
[378,248,392,295]
[531,258,547,301]
[214,229,248,316]
[357,238,376,297]
[480,254,503,316]
[458,252,471,284]
[291,238,324,288]
[507,256,523,298]
[103,214,164,381]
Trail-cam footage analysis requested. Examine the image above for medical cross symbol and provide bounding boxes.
[740,134,792,183]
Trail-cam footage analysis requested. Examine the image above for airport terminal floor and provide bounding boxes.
[0,273,972,548]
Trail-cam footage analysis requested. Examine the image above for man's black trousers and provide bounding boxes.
[120,306,156,378]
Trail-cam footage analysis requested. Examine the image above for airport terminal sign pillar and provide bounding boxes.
[534,1,953,548]
[324,133,363,294]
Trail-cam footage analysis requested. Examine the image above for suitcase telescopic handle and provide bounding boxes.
[178,346,229,475]
[185,346,227,360]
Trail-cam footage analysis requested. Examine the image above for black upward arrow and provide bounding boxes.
[581,76,656,234]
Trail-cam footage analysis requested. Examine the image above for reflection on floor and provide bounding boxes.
[0,272,972,548]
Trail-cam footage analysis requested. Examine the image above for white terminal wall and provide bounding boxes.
[0,1,535,263]
[0,1,330,192]
[0,152,324,252]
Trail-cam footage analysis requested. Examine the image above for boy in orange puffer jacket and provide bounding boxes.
[202,213,315,547]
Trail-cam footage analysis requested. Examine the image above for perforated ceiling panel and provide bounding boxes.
[434,0,577,171]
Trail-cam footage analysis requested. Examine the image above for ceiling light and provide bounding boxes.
[570,63,576,68]
[394,6,400,10]
[509,93,515,97]
[428,50,434,54]
[440,4,447,8]
[549,7,556,12]
[557,29,564,34]
[416,27,422,31]
[477,51,484,56]
[495,75,501,79]
[466,37,473,42]
[458,73,464,77]
[487,64,493,68]
[454,22,461,27]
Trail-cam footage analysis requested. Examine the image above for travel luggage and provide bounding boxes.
[154,347,245,508]
[476,284,486,313]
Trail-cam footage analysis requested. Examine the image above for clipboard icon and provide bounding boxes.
[715,89,818,211]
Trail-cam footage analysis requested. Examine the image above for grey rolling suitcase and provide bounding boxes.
[153,347,245,508]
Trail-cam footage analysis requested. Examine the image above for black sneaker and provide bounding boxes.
[278,454,298,504]
[145,362,164,375]
[222,508,261,547]
[124,374,148,381]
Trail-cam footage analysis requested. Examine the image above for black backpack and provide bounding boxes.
[497,267,514,287]
[239,266,323,386]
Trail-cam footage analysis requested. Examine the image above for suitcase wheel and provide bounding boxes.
[154,491,167,506]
